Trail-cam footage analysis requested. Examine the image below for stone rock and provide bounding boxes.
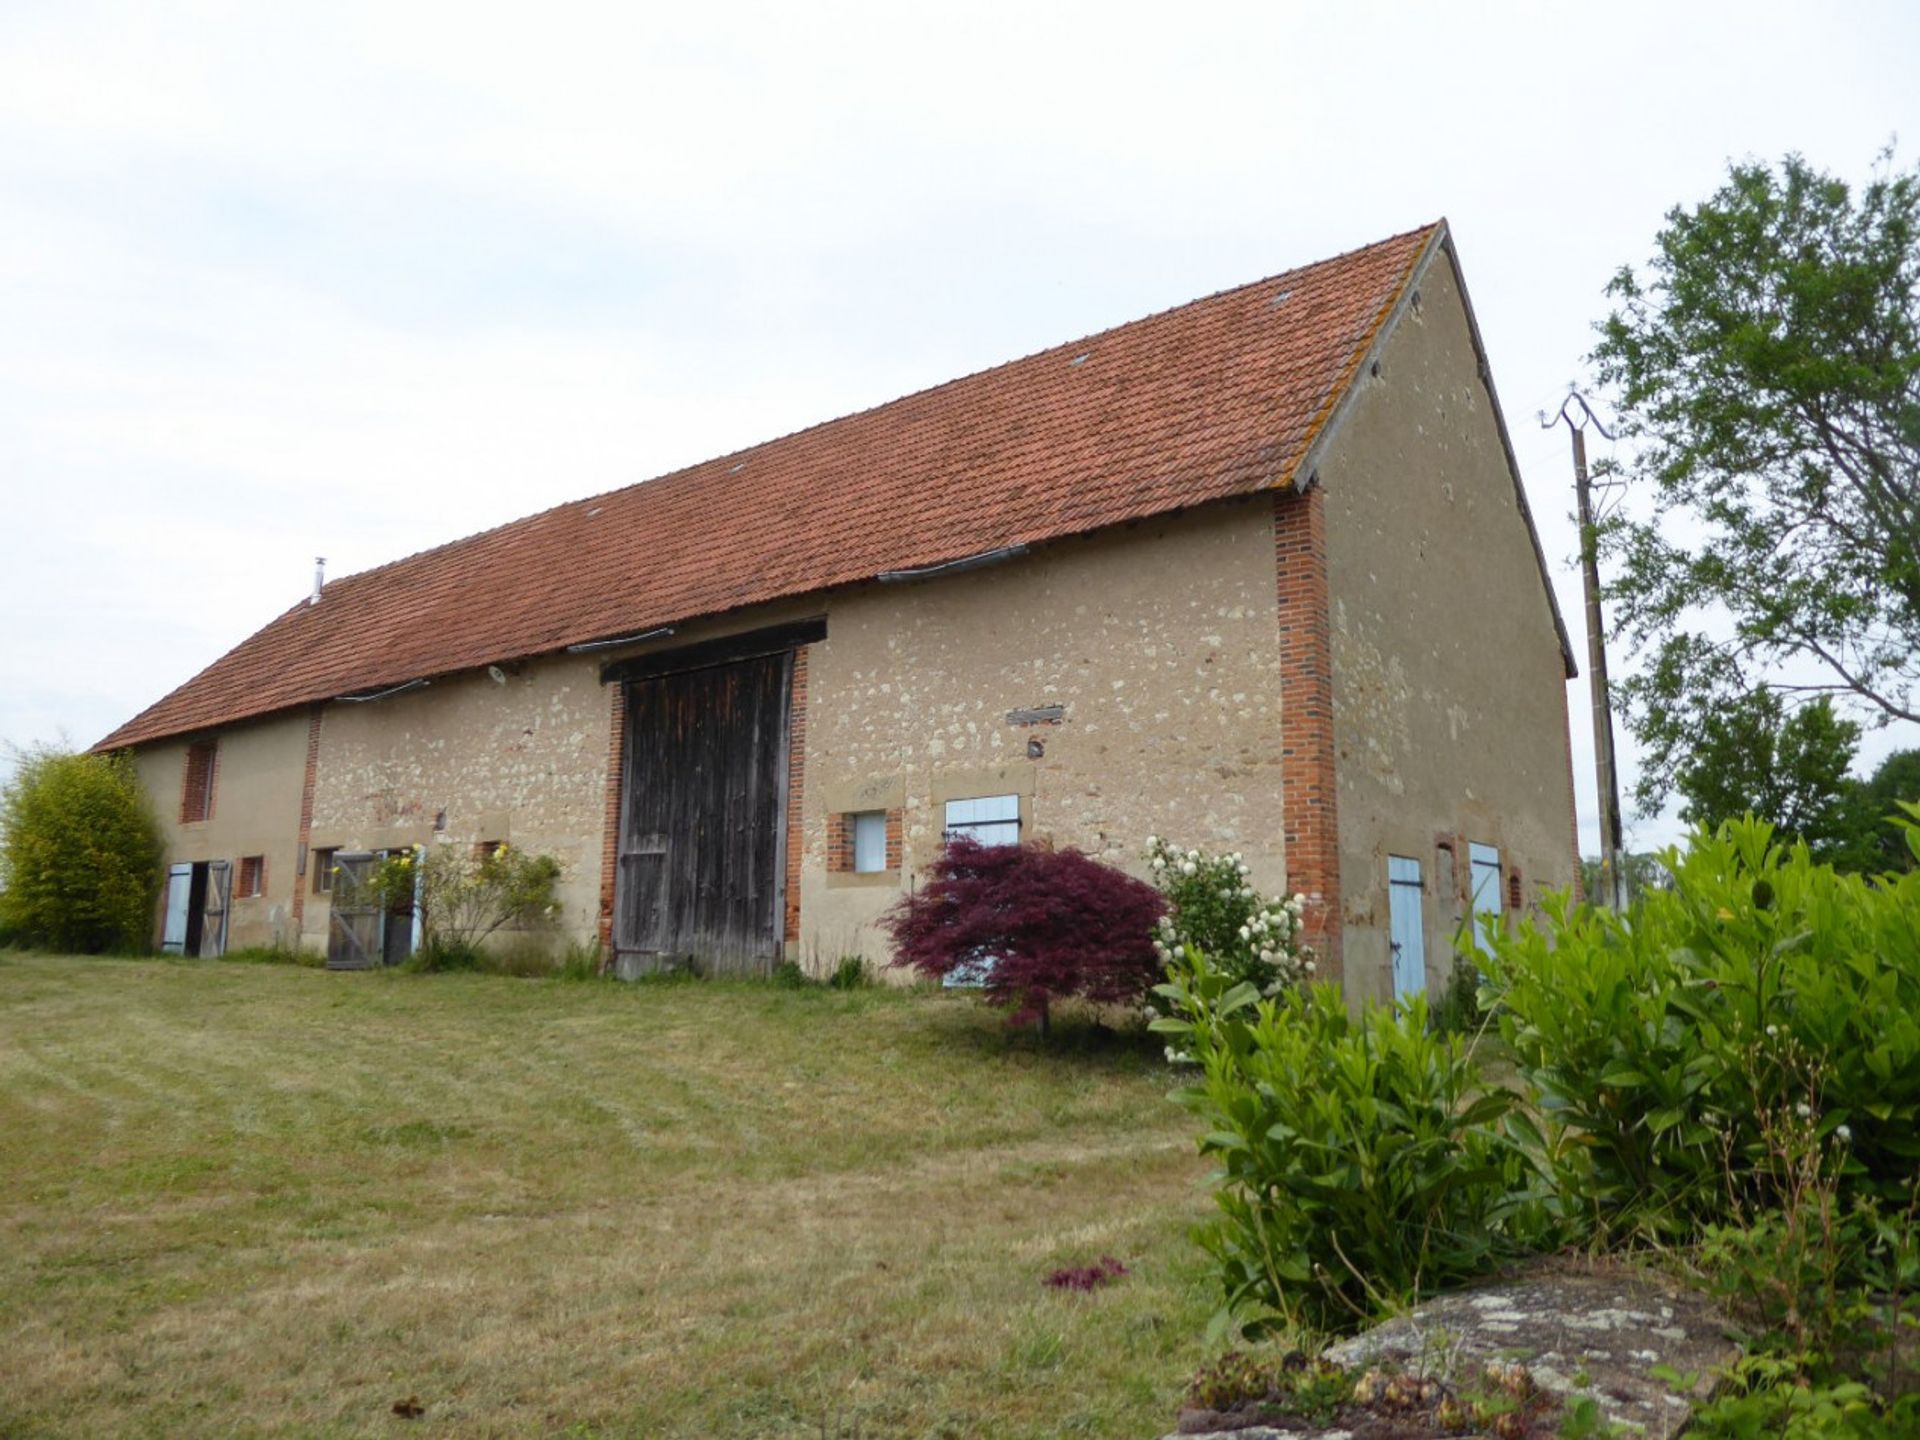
[1323,1259,1735,1438]
[1158,1260,1736,1439]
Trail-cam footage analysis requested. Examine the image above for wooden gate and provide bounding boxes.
[327,853,386,970]
[614,651,790,978]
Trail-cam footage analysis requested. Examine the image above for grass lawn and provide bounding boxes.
[0,954,1217,1438]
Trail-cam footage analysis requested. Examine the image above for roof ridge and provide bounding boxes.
[316,223,1443,599]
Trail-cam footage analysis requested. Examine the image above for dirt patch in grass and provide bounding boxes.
[0,956,1215,1438]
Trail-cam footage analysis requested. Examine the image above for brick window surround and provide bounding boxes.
[181,739,217,824]
[827,809,904,873]
[237,855,265,898]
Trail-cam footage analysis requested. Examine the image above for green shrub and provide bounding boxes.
[1480,814,1920,1241]
[1427,948,1484,1037]
[1153,949,1555,1336]
[402,939,484,973]
[770,958,809,988]
[0,744,164,954]
[557,940,605,981]
[480,941,568,977]
[1685,1367,1920,1439]
[827,955,872,990]
[222,944,316,967]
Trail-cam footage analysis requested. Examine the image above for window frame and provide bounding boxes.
[850,811,888,873]
[237,855,265,898]
[942,794,1020,848]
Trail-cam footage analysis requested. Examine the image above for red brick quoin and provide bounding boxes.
[1274,486,1343,979]
[784,647,808,946]
[290,705,323,930]
[597,681,626,963]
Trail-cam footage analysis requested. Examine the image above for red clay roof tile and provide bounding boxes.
[99,224,1437,750]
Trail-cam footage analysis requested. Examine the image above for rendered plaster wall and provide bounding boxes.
[796,497,1289,971]
[300,653,612,954]
[1317,251,1578,1006]
[133,711,311,950]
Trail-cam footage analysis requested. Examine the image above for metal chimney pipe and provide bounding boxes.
[310,557,326,606]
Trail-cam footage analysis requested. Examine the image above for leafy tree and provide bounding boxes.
[0,744,164,953]
[1578,850,1671,906]
[1673,692,1865,863]
[1592,151,1920,806]
[1842,747,1920,873]
[884,836,1166,1036]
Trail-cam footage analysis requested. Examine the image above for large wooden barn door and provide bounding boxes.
[615,652,790,979]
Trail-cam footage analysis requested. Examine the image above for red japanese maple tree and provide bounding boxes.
[885,836,1167,1034]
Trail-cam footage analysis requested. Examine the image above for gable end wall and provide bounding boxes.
[1318,255,1578,1005]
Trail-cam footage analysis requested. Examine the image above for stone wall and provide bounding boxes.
[300,652,613,954]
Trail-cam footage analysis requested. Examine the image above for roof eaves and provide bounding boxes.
[1277,220,1447,495]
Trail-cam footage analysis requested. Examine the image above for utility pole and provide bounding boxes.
[1544,393,1629,910]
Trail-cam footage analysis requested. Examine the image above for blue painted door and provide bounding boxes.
[1388,855,1426,1001]
[161,864,193,954]
[1469,842,1503,956]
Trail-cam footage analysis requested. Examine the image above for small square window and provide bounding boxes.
[851,812,887,873]
[312,848,337,894]
[237,855,265,898]
[944,794,1019,847]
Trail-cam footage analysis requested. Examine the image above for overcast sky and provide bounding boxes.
[3,1,1917,854]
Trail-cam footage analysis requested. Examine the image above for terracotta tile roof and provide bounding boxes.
[99,223,1438,751]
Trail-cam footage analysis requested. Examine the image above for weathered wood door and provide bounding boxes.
[615,652,790,978]
[200,859,231,958]
[327,852,386,970]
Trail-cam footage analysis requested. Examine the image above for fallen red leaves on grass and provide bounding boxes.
[1044,1256,1128,1291]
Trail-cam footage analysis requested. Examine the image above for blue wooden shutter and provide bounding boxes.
[1388,855,1426,1000]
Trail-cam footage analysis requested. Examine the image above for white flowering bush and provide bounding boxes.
[1144,836,1311,1011]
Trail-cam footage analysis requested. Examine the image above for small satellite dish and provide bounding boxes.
[487,665,508,685]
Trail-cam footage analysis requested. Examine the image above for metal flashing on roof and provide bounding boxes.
[566,626,677,655]
[877,545,1029,584]
[336,678,430,704]
[598,617,828,687]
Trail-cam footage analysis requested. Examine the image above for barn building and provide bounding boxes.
[99,221,1580,1003]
